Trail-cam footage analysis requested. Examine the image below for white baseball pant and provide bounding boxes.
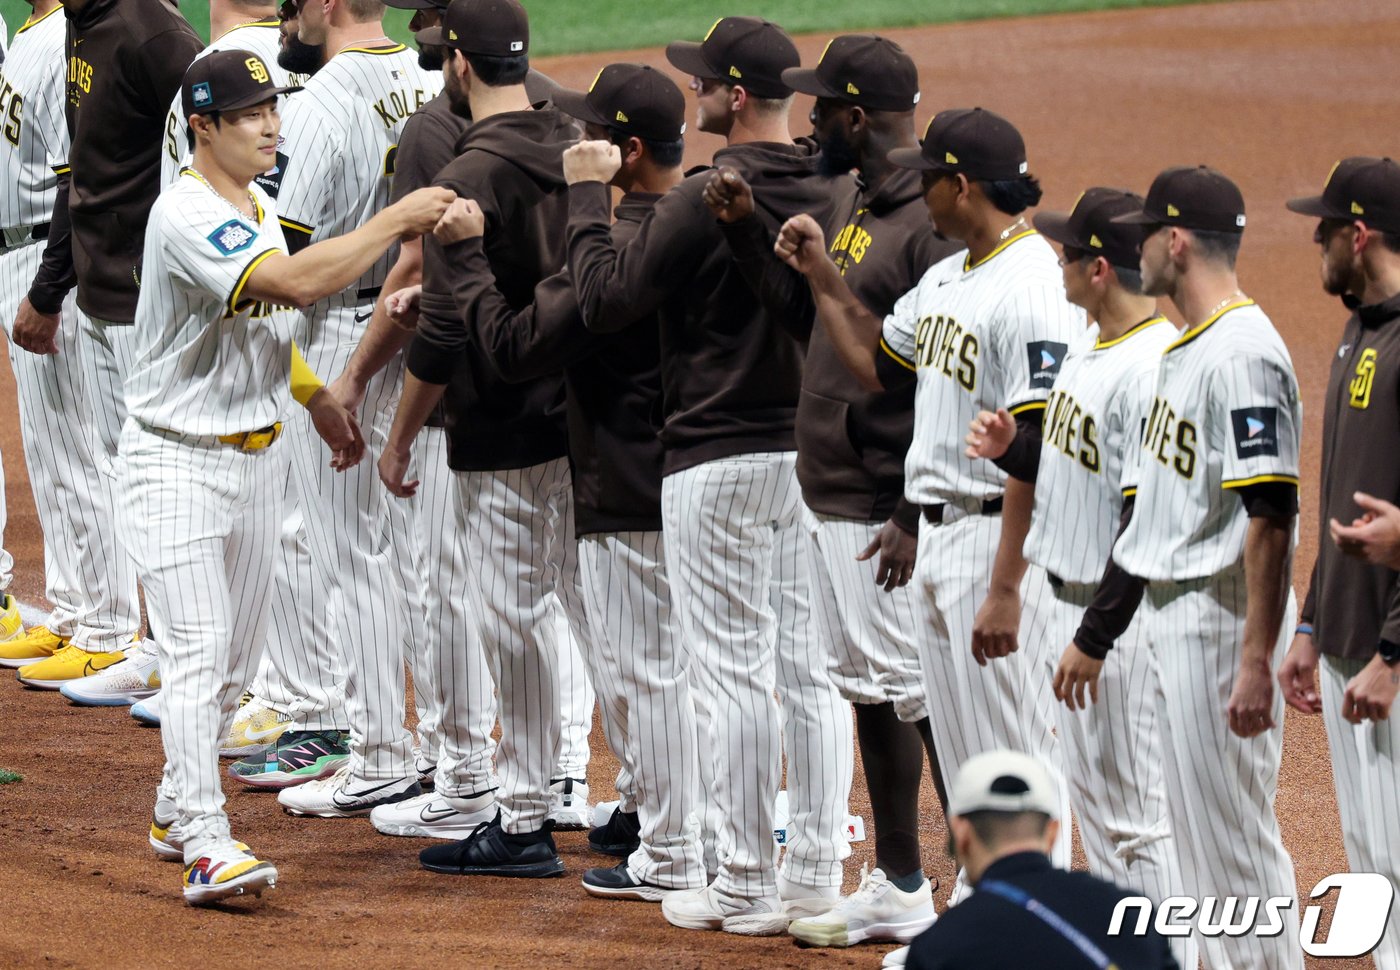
[1319,653,1400,970]
[0,254,140,649]
[664,451,852,899]
[117,421,283,855]
[914,508,1070,873]
[452,457,592,833]
[1038,578,1197,970]
[578,530,704,888]
[1142,568,1302,970]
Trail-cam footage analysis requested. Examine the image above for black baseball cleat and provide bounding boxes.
[581,861,677,902]
[419,815,565,878]
[588,806,641,858]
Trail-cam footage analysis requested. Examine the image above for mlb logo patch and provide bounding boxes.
[1230,406,1281,459]
[191,82,213,107]
[1026,340,1067,389]
[208,219,256,256]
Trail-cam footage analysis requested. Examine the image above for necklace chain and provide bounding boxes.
[189,167,256,220]
[1203,290,1246,321]
[998,216,1029,242]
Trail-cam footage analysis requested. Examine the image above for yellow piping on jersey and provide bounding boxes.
[339,44,409,55]
[964,229,1038,272]
[278,216,314,236]
[1095,316,1169,350]
[1008,400,1048,416]
[228,248,281,317]
[1121,486,1138,498]
[1222,473,1298,490]
[1164,299,1256,354]
[880,337,916,371]
[17,5,62,33]
[181,167,266,225]
[51,164,71,176]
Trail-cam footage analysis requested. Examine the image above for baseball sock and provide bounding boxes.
[913,715,948,817]
[854,702,926,882]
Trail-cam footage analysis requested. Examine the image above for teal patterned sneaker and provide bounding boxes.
[227,730,350,790]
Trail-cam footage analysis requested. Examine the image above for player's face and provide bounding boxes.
[443,50,470,117]
[297,0,329,46]
[1316,218,1359,297]
[1138,224,1173,296]
[812,99,859,177]
[409,8,440,33]
[691,77,733,136]
[921,170,962,239]
[209,102,282,181]
[279,10,324,75]
[1057,246,1093,310]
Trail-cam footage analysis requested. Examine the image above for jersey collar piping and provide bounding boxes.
[180,167,266,225]
[963,228,1038,273]
[1164,299,1254,354]
[17,5,62,33]
[1094,315,1169,350]
[339,43,408,56]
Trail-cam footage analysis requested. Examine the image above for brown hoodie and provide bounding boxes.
[566,139,844,475]
[29,0,202,321]
[406,104,578,472]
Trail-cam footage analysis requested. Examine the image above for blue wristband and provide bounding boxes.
[1296,623,1314,636]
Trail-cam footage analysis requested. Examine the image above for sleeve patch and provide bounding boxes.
[208,220,257,256]
[254,151,289,198]
[1026,340,1067,389]
[1231,406,1281,459]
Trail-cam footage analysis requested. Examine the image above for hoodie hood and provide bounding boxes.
[457,104,579,191]
[67,0,127,30]
[713,137,842,227]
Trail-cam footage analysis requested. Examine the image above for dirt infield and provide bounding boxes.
[0,0,1392,966]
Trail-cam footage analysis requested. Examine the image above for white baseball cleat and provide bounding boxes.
[278,764,421,818]
[220,695,293,759]
[661,884,783,932]
[547,777,591,830]
[182,841,277,906]
[370,789,498,838]
[59,640,161,706]
[787,866,937,947]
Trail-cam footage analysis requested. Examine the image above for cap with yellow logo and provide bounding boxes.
[182,50,301,121]
[1285,156,1400,234]
[1033,187,1148,272]
[551,63,686,142]
[1113,165,1247,234]
[781,34,919,113]
[887,107,1030,181]
[664,16,798,100]
[415,0,528,57]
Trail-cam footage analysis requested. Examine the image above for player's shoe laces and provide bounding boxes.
[220,695,293,758]
[588,805,641,857]
[662,884,784,932]
[547,777,591,830]
[277,763,421,818]
[59,640,160,705]
[183,841,277,906]
[16,643,126,688]
[0,625,67,668]
[229,730,349,789]
[418,815,565,878]
[0,593,23,643]
[370,788,498,838]
[787,865,937,947]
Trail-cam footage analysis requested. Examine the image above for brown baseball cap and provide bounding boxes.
[1113,165,1247,233]
[665,17,798,100]
[781,35,919,113]
[182,50,301,120]
[416,0,528,56]
[1286,156,1400,234]
[384,0,446,9]
[1034,188,1147,271]
[553,64,686,142]
[887,107,1029,180]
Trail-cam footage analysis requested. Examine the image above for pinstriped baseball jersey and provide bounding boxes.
[0,6,68,230]
[1024,317,1175,583]
[159,21,308,188]
[1114,300,1301,581]
[124,171,290,435]
[274,44,439,337]
[881,230,1084,503]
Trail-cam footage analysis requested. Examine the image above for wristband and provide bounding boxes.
[1295,623,1314,637]
[1379,639,1400,666]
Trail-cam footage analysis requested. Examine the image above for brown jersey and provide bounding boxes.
[1302,292,1400,660]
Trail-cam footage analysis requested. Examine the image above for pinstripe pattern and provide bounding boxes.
[578,531,704,888]
[552,586,597,783]
[117,422,284,857]
[1319,655,1400,970]
[452,458,584,833]
[1143,575,1302,969]
[0,7,67,231]
[663,452,853,898]
[405,426,456,771]
[804,509,927,721]
[916,512,1070,873]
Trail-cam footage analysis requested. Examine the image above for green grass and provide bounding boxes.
[3,0,1218,57]
[0,768,21,784]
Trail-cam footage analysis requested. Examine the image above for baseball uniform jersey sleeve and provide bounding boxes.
[0,6,69,230]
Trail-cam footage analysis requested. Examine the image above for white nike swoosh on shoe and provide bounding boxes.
[242,723,289,742]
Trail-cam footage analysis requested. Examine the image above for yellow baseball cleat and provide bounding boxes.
[183,843,278,905]
[0,594,22,643]
[17,644,126,689]
[0,625,68,668]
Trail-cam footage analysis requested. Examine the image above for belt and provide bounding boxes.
[2,222,51,250]
[356,286,381,302]
[217,422,283,451]
[921,496,1004,525]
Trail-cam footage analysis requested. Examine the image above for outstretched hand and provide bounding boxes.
[774,214,829,276]
[702,167,756,224]
[966,408,1017,460]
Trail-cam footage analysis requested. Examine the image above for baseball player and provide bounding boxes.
[1280,156,1400,969]
[380,0,595,876]
[1103,166,1303,969]
[701,35,955,948]
[0,0,142,682]
[122,49,450,903]
[324,0,582,834]
[8,0,202,688]
[774,109,1078,903]
[565,16,855,932]
[275,0,323,77]
[965,187,1195,970]
[262,0,444,819]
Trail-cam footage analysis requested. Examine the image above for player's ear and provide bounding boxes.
[625,136,644,167]
[847,105,867,136]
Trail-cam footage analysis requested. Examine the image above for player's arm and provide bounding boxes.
[14,170,74,354]
[240,188,453,308]
[1279,560,1322,714]
[965,407,1044,483]
[330,236,423,413]
[291,342,364,471]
